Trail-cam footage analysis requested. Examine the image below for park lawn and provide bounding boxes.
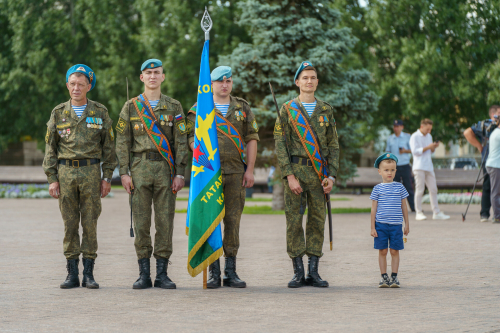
[175,206,369,214]
[175,197,350,202]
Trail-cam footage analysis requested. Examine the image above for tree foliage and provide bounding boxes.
[219,0,378,183]
[0,0,249,150]
[334,0,500,142]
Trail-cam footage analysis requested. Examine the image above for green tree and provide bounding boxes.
[219,0,378,184]
[0,0,248,152]
[335,0,500,141]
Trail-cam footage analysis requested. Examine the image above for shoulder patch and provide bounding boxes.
[273,122,283,136]
[116,117,127,134]
[186,118,195,133]
[252,119,259,132]
[176,120,187,134]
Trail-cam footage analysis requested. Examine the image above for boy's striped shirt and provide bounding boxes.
[370,182,409,224]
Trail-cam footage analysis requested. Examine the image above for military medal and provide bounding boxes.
[325,116,329,127]
[62,118,66,122]
[169,115,173,126]
[134,124,139,130]
[319,116,324,126]
[67,129,71,134]
[160,115,165,126]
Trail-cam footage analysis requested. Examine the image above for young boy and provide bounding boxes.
[370,153,410,288]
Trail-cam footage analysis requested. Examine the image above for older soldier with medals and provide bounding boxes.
[274,61,339,288]
[43,64,117,289]
[186,66,259,288]
[116,59,189,289]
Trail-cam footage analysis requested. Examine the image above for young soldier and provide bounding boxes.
[186,66,259,288]
[43,64,117,289]
[274,61,339,288]
[116,59,189,289]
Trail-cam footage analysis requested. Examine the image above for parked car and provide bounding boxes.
[449,158,478,170]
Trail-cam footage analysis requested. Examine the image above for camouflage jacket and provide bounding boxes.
[187,95,260,174]
[115,93,189,176]
[42,99,117,184]
[274,97,339,178]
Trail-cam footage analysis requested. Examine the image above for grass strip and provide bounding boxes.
[175,206,369,214]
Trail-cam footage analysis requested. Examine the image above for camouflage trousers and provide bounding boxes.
[58,163,102,260]
[284,163,326,259]
[221,173,246,257]
[131,157,176,260]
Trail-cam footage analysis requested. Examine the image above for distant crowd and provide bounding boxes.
[385,105,500,223]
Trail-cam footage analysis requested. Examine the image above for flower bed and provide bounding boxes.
[0,183,114,199]
[422,192,481,205]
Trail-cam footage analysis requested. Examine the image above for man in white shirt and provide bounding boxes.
[409,119,450,220]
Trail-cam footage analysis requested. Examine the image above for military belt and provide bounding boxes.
[291,156,313,167]
[58,159,100,168]
[133,151,164,161]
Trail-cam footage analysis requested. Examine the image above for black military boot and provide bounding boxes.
[206,259,221,289]
[133,258,153,289]
[154,258,176,289]
[305,256,329,287]
[81,258,99,289]
[288,256,305,288]
[223,257,246,288]
[60,259,80,289]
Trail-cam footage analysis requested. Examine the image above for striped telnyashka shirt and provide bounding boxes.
[215,103,230,117]
[302,101,317,117]
[72,104,87,118]
[370,182,409,224]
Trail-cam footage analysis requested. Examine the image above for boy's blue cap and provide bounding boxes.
[294,60,314,83]
[374,153,398,168]
[211,66,232,81]
[393,119,404,126]
[66,64,96,91]
[141,59,162,71]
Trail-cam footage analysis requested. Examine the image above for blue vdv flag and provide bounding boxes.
[186,40,224,277]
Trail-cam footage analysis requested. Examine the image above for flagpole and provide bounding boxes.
[200,6,212,290]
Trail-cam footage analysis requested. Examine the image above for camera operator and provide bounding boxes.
[385,119,415,212]
[484,113,500,223]
[463,105,500,222]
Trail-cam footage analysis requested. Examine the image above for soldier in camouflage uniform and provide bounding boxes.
[274,61,339,288]
[116,59,189,289]
[187,66,259,288]
[43,64,117,289]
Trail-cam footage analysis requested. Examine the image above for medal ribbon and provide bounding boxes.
[284,100,327,182]
[132,94,176,186]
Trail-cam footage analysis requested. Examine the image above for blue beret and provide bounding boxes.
[211,66,232,81]
[374,153,399,168]
[66,64,96,91]
[141,59,163,71]
[294,60,314,83]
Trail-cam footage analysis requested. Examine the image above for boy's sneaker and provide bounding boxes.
[480,216,490,222]
[415,212,427,220]
[378,275,390,288]
[433,212,450,220]
[389,276,400,288]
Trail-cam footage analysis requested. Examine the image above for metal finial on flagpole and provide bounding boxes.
[201,6,212,41]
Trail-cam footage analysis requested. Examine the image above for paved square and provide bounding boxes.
[1,191,499,332]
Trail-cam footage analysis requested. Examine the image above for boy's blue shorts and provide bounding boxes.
[374,222,404,250]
